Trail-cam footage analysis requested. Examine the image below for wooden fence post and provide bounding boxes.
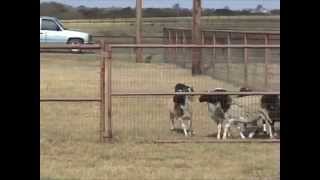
[192,0,202,75]
[136,0,143,63]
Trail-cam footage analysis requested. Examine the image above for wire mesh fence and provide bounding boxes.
[111,95,280,142]
[109,44,280,142]
[163,28,280,91]
[40,52,102,144]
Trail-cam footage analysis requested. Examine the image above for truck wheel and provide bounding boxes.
[67,38,84,53]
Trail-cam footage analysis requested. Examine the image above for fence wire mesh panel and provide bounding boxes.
[40,52,101,143]
[163,29,280,91]
[111,48,240,93]
[111,95,280,142]
[110,45,280,142]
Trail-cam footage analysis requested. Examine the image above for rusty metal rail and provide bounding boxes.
[40,98,101,102]
[40,43,280,49]
[40,44,101,50]
[111,91,279,96]
[110,44,280,48]
[164,27,280,35]
[154,139,280,144]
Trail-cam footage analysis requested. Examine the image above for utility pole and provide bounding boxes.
[136,0,143,62]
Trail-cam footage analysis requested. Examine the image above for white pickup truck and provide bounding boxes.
[40,16,92,44]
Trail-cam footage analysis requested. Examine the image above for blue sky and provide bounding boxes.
[40,0,280,10]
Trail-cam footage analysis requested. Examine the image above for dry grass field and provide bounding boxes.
[41,53,279,180]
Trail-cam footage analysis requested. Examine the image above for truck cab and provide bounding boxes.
[40,16,91,44]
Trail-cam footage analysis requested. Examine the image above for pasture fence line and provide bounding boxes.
[40,42,280,143]
[41,42,107,142]
[163,28,280,90]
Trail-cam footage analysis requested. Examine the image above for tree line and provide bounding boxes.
[40,2,280,19]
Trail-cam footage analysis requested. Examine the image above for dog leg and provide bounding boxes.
[262,110,274,139]
[239,124,247,139]
[222,122,231,140]
[180,119,188,136]
[263,122,267,133]
[227,131,231,137]
[217,123,222,139]
[268,124,274,139]
[187,120,192,136]
[248,131,255,138]
[239,132,246,139]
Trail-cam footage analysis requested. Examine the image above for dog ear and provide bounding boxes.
[173,95,185,104]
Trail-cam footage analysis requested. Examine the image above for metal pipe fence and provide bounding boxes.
[40,42,280,143]
[163,28,280,91]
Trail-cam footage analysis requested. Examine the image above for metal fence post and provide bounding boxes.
[227,32,231,82]
[265,34,270,89]
[182,30,187,67]
[163,28,168,62]
[211,31,216,74]
[104,44,113,141]
[168,30,172,62]
[174,31,178,63]
[244,33,248,87]
[100,40,106,143]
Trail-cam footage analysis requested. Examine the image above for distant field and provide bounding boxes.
[59,16,280,91]
[62,16,280,37]
[41,53,279,179]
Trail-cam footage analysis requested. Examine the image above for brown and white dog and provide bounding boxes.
[168,83,194,136]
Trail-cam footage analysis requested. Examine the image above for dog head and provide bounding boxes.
[199,88,232,112]
[174,83,194,101]
[238,87,253,97]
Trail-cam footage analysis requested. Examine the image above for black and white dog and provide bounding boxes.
[168,83,194,136]
[238,87,280,137]
[199,87,274,139]
[261,94,280,137]
[199,88,232,139]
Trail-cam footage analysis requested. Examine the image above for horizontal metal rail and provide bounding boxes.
[153,139,280,144]
[92,35,164,38]
[110,44,280,48]
[40,44,101,50]
[92,35,279,40]
[40,43,280,50]
[40,98,101,102]
[112,91,280,96]
[164,27,280,35]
